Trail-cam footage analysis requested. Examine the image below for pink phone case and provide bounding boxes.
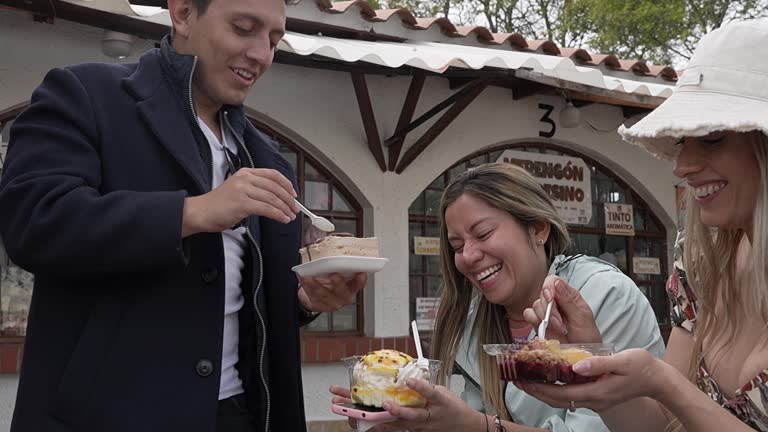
[332,403,397,421]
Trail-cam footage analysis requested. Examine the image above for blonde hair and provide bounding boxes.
[683,131,768,384]
[431,162,571,420]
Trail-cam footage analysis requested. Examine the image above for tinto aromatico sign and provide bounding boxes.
[497,150,592,225]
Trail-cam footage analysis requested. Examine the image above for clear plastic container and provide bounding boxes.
[341,355,443,407]
[483,340,614,384]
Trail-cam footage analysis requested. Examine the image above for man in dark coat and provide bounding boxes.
[0,0,367,430]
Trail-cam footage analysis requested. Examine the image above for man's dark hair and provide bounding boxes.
[191,0,212,15]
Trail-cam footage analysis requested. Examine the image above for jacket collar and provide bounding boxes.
[158,36,248,138]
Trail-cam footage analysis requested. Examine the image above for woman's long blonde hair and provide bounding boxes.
[431,162,571,419]
[683,131,768,381]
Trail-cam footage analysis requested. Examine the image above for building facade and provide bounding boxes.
[0,2,680,429]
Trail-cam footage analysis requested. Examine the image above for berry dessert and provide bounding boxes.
[483,339,614,384]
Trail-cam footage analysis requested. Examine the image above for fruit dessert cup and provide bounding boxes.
[483,339,614,384]
[342,349,442,408]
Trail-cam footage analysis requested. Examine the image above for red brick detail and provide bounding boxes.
[0,342,22,374]
[301,336,415,363]
[303,337,318,363]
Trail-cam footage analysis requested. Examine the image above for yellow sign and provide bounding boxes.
[414,236,440,256]
[604,203,635,236]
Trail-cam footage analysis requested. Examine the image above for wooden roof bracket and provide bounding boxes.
[350,72,387,172]
[387,71,426,171]
[394,79,489,174]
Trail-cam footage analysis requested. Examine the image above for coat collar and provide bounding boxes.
[122,35,252,192]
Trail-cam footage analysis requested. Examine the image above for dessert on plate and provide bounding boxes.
[484,339,614,384]
[344,349,437,408]
[299,233,379,263]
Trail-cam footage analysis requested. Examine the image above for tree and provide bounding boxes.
[344,0,768,66]
[572,0,768,65]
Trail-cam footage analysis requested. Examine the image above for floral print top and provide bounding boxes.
[667,236,768,431]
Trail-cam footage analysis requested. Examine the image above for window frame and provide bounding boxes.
[249,118,366,335]
[407,142,670,332]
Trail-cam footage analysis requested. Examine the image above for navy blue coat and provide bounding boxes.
[0,42,306,432]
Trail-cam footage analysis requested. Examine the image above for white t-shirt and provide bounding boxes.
[198,115,246,401]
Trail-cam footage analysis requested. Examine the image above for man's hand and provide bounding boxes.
[298,273,368,312]
[182,168,299,237]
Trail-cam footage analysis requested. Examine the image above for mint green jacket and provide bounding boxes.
[455,255,665,431]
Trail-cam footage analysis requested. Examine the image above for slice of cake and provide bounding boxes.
[299,233,379,263]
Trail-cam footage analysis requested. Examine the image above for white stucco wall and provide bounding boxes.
[0,9,680,424]
[0,375,17,430]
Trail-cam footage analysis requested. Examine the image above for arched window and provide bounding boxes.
[251,119,366,334]
[408,143,669,333]
[1,107,33,338]
[0,109,367,336]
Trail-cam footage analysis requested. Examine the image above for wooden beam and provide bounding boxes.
[510,81,552,100]
[0,101,29,121]
[1,0,167,40]
[388,72,425,171]
[384,79,486,148]
[395,80,489,174]
[350,72,387,172]
[514,69,667,109]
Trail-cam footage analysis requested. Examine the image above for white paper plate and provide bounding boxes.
[292,256,389,277]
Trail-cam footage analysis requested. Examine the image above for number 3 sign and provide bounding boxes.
[538,103,556,138]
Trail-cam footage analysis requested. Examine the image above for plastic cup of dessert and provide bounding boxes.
[483,340,614,384]
[342,355,443,408]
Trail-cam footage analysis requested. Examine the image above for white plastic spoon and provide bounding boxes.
[537,300,554,340]
[411,320,429,368]
[295,199,335,232]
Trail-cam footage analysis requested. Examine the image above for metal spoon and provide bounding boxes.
[295,199,335,232]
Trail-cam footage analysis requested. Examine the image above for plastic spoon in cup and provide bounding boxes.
[537,300,554,340]
[411,320,429,368]
[295,199,335,232]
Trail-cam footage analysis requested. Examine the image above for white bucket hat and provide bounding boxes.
[619,18,768,160]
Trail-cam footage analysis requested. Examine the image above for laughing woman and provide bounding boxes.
[330,162,665,432]
[522,19,768,432]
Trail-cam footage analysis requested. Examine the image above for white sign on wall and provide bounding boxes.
[496,150,592,225]
[633,257,661,275]
[414,236,440,256]
[416,297,441,331]
[604,203,635,236]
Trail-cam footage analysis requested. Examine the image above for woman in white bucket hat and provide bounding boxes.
[521,18,768,432]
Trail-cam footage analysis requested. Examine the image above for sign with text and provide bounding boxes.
[497,150,592,225]
[414,236,440,256]
[604,203,635,236]
[416,297,441,331]
[633,257,661,275]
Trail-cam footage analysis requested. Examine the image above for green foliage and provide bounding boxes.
[332,0,768,65]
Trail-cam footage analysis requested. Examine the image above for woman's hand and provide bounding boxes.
[372,379,487,432]
[516,349,669,413]
[330,385,360,430]
[523,275,602,343]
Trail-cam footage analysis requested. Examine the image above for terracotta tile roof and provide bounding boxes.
[289,0,677,82]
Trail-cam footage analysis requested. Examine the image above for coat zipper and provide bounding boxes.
[224,112,271,432]
[186,56,214,190]
[188,58,269,430]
